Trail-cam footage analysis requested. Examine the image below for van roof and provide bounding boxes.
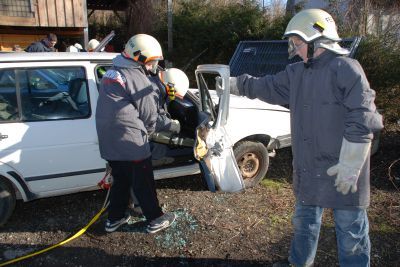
[0,52,119,63]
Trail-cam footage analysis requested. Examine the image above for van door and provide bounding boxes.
[0,61,105,198]
[194,64,244,192]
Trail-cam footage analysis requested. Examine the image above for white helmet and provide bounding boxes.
[66,45,78,52]
[88,39,100,51]
[283,9,341,42]
[162,68,189,99]
[123,34,163,64]
[74,43,83,51]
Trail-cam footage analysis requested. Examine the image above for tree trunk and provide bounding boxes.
[125,0,155,36]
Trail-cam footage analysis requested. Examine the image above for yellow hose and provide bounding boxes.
[0,188,110,267]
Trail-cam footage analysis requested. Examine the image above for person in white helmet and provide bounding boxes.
[148,68,182,134]
[66,43,83,52]
[149,68,190,164]
[162,68,189,100]
[224,9,383,266]
[95,34,176,234]
[87,39,100,52]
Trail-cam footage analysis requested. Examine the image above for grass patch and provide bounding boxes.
[268,212,292,227]
[261,178,287,191]
[372,222,397,233]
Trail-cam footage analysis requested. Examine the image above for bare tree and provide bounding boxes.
[125,0,156,36]
[337,0,399,45]
[266,0,286,19]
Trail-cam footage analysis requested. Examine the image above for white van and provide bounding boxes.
[0,52,291,226]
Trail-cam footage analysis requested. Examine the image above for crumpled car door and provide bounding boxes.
[194,64,244,193]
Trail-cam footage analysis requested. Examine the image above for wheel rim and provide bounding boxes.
[237,152,260,179]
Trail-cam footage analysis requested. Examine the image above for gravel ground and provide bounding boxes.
[0,126,399,267]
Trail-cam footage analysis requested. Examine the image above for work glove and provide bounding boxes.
[215,76,240,96]
[327,138,371,195]
[169,119,181,134]
[166,82,176,101]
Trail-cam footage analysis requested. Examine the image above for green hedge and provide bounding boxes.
[355,36,400,123]
[89,2,399,124]
[153,1,273,85]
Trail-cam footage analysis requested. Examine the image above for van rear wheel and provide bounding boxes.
[0,177,16,227]
[233,141,269,188]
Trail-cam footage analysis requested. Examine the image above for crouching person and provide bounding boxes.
[95,34,176,234]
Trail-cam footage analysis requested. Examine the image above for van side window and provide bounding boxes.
[0,67,90,122]
[0,70,19,121]
[95,65,111,85]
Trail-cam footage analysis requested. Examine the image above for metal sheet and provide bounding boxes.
[229,37,362,77]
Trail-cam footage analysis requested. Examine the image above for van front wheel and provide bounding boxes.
[0,177,16,227]
[233,141,269,188]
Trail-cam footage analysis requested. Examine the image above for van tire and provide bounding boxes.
[0,177,16,227]
[233,141,269,188]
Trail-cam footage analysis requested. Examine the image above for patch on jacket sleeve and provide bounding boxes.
[103,70,127,88]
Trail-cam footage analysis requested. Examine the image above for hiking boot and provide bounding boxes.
[105,214,131,233]
[146,212,176,234]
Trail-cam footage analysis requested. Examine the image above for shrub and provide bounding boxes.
[153,1,268,85]
[355,36,400,124]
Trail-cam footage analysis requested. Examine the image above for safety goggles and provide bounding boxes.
[288,39,306,59]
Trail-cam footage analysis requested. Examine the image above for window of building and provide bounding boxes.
[0,0,33,18]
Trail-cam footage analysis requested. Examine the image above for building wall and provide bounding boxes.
[0,0,87,28]
[0,0,87,51]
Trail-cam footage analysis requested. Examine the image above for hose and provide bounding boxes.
[0,188,110,267]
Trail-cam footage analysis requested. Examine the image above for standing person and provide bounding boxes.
[25,33,57,52]
[127,68,184,212]
[95,34,176,234]
[225,9,383,267]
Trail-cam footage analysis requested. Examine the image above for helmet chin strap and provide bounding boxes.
[305,42,314,68]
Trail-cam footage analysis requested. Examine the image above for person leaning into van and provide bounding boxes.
[95,34,176,234]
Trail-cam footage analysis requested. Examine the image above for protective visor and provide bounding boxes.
[288,39,306,59]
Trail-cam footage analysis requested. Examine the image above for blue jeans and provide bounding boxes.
[288,203,370,267]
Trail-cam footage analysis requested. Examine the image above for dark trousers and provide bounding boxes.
[107,157,163,222]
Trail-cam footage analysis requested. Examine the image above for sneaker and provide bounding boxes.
[146,212,176,234]
[105,214,131,233]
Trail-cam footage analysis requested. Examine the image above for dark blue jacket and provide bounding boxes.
[148,75,173,132]
[25,40,53,52]
[235,50,383,209]
[96,55,158,161]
